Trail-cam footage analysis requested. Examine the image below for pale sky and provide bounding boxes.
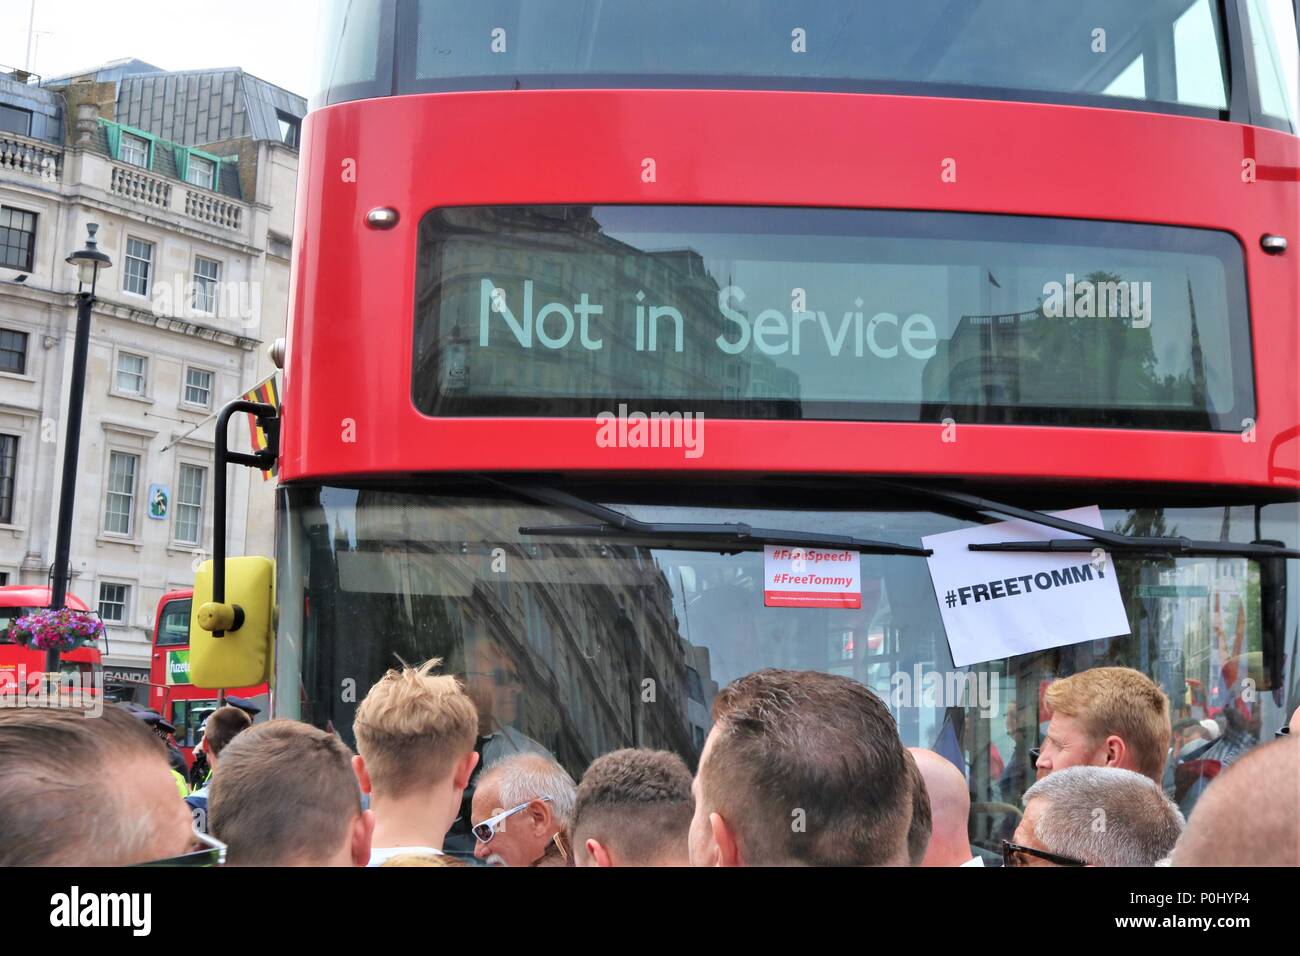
[0,0,319,98]
[0,0,1293,117]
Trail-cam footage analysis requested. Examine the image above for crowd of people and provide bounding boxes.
[0,662,1295,867]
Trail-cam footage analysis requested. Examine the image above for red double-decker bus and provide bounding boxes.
[201,0,1299,855]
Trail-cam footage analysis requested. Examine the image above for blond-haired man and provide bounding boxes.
[1036,666,1170,784]
[352,659,479,865]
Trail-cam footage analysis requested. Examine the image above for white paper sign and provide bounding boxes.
[922,506,1131,667]
[763,545,862,608]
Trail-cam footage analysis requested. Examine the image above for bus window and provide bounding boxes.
[0,606,34,639]
[157,599,192,647]
[173,698,217,749]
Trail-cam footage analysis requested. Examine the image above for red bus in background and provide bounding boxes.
[150,589,269,762]
[247,0,1300,853]
[0,586,102,693]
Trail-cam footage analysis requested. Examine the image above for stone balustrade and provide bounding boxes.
[0,131,61,182]
[184,189,243,231]
[110,164,172,209]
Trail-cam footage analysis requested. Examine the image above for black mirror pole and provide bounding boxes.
[46,290,95,674]
[209,400,277,636]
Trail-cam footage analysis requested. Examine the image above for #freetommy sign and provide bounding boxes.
[763,545,862,609]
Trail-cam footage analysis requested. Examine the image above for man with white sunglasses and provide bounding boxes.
[471,753,576,866]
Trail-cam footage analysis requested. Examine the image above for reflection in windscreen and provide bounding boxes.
[408,0,1226,109]
[278,486,1295,849]
[317,0,1233,112]
[414,206,1252,430]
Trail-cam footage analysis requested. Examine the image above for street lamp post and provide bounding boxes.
[46,223,112,673]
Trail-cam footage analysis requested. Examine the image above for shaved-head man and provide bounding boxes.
[909,748,980,867]
[572,748,694,867]
[1173,739,1299,866]
[0,705,194,866]
[904,751,932,866]
[1013,766,1183,866]
[689,669,914,867]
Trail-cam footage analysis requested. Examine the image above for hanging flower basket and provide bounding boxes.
[8,608,104,653]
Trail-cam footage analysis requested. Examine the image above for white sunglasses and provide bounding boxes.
[472,796,553,844]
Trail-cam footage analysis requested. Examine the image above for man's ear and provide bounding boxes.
[351,809,376,867]
[452,750,479,791]
[1103,735,1128,769]
[710,811,742,867]
[526,798,552,835]
[586,838,614,868]
[352,754,372,795]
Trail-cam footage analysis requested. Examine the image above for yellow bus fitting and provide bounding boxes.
[197,602,244,634]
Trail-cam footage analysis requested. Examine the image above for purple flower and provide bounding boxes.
[11,608,103,651]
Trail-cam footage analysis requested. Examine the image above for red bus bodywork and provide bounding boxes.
[274,5,1300,853]
[284,91,1300,487]
[150,589,268,763]
[0,586,102,693]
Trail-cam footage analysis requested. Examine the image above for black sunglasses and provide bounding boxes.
[1001,840,1086,867]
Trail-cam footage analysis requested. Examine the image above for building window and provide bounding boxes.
[0,329,27,374]
[115,351,147,396]
[186,156,215,190]
[103,451,138,536]
[276,110,300,149]
[174,463,205,545]
[123,237,153,296]
[98,582,130,624]
[192,256,220,313]
[0,206,37,272]
[0,434,16,524]
[120,132,149,168]
[183,366,213,408]
[0,104,32,137]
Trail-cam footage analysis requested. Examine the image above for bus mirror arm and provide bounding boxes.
[206,399,278,637]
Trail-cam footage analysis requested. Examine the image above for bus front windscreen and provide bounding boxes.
[317,0,1232,115]
[276,481,1298,851]
[413,205,1253,430]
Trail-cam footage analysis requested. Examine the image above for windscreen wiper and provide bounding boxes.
[869,480,1300,560]
[485,477,931,557]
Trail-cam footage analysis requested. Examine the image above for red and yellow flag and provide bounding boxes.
[240,375,279,481]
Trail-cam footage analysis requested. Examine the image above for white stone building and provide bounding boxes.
[0,61,302,679]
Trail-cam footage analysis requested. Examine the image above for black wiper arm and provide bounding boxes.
[870,480,1300,560]
[968,538,1300,559]
[518,520,931,557]
[484,477,929,556]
